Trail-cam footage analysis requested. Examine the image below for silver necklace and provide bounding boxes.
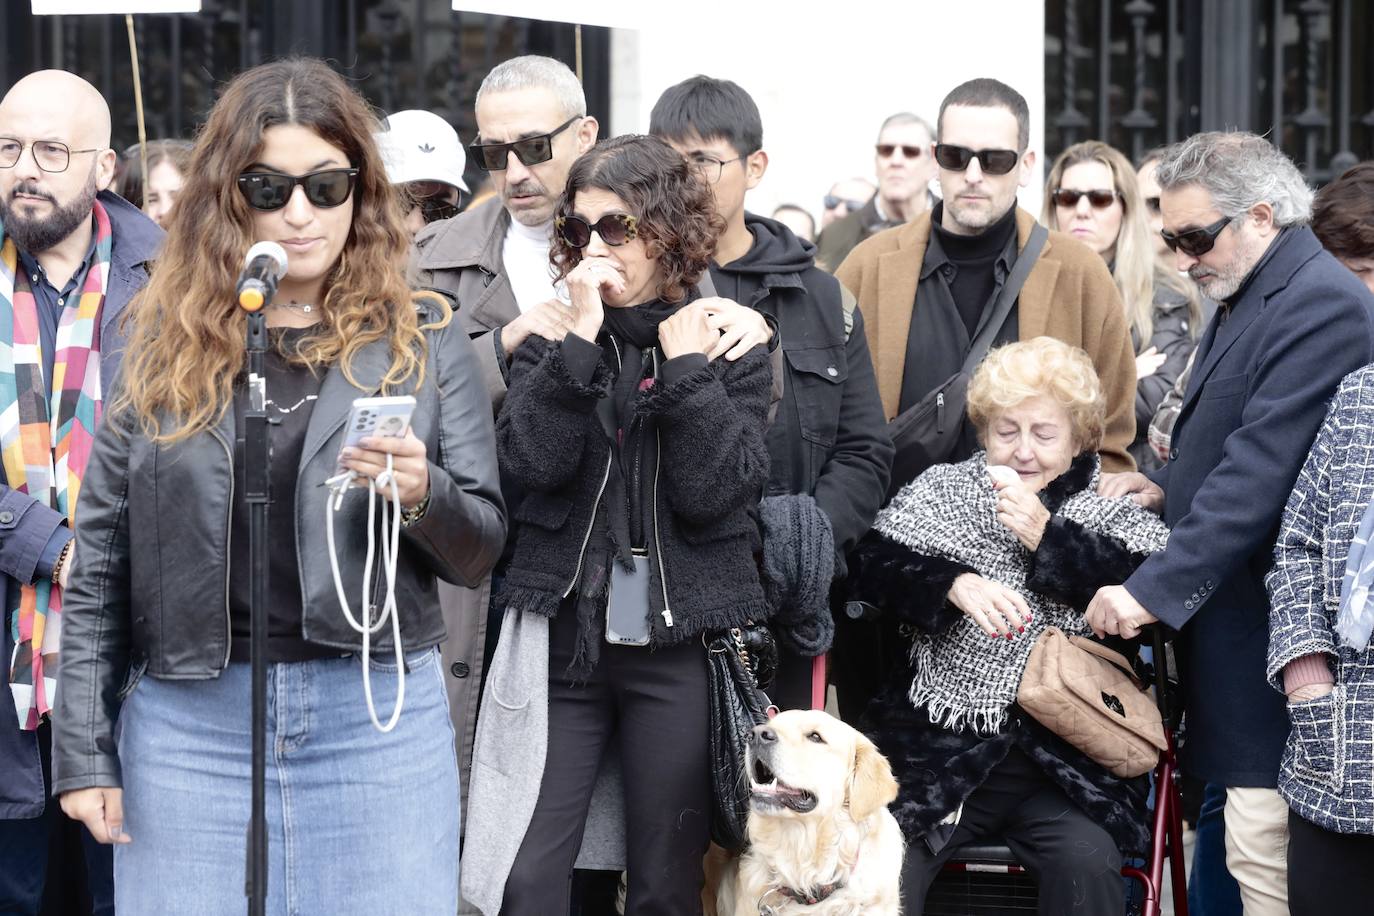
[271,300,314,314]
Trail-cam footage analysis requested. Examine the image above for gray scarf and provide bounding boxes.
[872,452,1170,734]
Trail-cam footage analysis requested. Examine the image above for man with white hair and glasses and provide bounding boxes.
[1089,131,1374,915]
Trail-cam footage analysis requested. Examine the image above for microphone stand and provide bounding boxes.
[240,292,273,916]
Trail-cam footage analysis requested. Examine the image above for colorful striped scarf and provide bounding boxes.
[0,200,110,730]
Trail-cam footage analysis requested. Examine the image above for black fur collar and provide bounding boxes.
[1038,453,1099,514]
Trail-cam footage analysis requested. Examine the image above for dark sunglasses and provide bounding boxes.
[1161,215,1233,257]
[418,195,461,224]
[555,213,639,248]
[1144,196,1162,215]
[933,143,1020,176]
[1051,188,1121,209]
[823,194,867,211]
[469,116,579,171]
[237,168,359,211]
[876,143,925,159]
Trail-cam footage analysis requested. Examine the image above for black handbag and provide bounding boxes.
[706,624,776,852]
[885,223,1049,498]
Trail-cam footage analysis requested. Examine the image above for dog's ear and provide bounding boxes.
[847,733,899,822]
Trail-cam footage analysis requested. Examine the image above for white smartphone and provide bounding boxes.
[337,395,416,468]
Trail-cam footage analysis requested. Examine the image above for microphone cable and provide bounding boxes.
[324,455,406,733]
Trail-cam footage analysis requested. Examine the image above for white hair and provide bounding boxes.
[476,55,586,120]
[1155,131,1314,227]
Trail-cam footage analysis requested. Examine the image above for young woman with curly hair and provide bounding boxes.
[462,135,775,916]
[51,58,506,913]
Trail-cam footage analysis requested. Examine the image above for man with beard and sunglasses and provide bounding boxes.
[1087,132,1374,916]
[831,78,1136,720]
[0,70,161,916]
[376,109,470,238]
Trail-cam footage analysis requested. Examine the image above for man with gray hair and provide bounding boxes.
[816,112,937,270]
[1088,131,1374,915]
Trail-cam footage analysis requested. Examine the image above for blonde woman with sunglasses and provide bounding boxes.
[1043,140,1204,470]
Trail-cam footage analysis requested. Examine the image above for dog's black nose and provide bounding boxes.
[754,725,776,744]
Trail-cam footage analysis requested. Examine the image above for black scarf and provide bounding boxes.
[568,291,696,676]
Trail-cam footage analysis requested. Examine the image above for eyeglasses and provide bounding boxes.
[406,182,462,224]
[933,143,1021,176]
[1051,188,1122,210]
[419,196,461,224]
[469,117,580,172]
[1160,215,1233,257]
[1144,196,1162,215]
[555,213,638,248]
[237,169,359,211]
[0,138,102,173]
[687,153,746,184]
[823,194,868,212]
[876,144,925,160]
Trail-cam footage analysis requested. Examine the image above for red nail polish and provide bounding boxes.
[1018,627,1025,634]
[1006,633,1013,640]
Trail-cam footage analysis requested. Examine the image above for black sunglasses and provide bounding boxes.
[933,143,1020,176]
[469,117,579,172]
[1161,215,1233,257]
[418,195,461,224]
[1051,188,1121,209]
[876,143,925,159]
[555,213,638,248]
[237,168,359,211]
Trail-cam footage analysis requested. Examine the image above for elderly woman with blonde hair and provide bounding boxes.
[849,336,1170,916]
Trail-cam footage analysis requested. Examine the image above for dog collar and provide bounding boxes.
[759,848,859,911]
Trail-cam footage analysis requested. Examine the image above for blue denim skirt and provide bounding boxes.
[113,648,459,915]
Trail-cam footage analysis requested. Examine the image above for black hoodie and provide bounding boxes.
[711,213,818,310]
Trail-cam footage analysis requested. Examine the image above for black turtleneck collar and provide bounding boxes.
[930,200,1019,264]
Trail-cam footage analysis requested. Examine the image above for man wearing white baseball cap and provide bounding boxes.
[376,109,470,236]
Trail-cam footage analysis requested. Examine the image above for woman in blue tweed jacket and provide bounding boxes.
[1267,364,1374,916]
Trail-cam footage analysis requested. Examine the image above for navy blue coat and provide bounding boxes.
[1124,227,1374,787]
[0,192,162,818]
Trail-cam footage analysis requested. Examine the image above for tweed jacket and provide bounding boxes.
[1267,364,1374,834]
[834,208,1137,472]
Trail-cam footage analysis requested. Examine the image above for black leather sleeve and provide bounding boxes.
[51,410,135,796]
[402,321,508,588]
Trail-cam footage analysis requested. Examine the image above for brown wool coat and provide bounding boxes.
[835,207,1137,472]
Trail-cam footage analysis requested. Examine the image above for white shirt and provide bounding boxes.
[502,218,564,313]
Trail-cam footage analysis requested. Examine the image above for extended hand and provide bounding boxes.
[993,480,1050,551]
[1135,346,1168,380]
[1084,585,1158,640]
[60,787,131,845]
[339,428,431,509]
[1099,471,1165,512]
[697,296,771,361]
[658,302,721,361]
[948,573,1032,639]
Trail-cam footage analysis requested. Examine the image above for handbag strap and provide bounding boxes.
[959,222,1049,376]
[1067,634,1145,689]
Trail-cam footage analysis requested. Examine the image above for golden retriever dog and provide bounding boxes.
[717,710,903,915]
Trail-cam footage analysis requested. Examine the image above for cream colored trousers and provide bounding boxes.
[1224,787,1290,916]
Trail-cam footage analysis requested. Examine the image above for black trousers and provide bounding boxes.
[1288,809,1374,916]
[901,747,1124,916]
[501,608,712,916]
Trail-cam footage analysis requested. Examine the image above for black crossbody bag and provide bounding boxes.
[885,223,1048,497]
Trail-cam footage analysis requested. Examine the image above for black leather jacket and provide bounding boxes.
[52,298,506,795]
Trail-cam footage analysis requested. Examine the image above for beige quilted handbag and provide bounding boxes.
[1017,627,1168,778]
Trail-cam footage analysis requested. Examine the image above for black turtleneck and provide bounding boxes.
[929,201,1019,336]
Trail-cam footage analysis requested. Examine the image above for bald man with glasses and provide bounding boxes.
[0,69,162,916]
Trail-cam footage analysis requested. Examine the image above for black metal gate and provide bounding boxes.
[0,1,611,194]
[1045,0,1373,181]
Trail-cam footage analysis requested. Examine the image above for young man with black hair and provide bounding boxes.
[650,75,893,712]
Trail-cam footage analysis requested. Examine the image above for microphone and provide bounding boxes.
[237,241,288,312]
